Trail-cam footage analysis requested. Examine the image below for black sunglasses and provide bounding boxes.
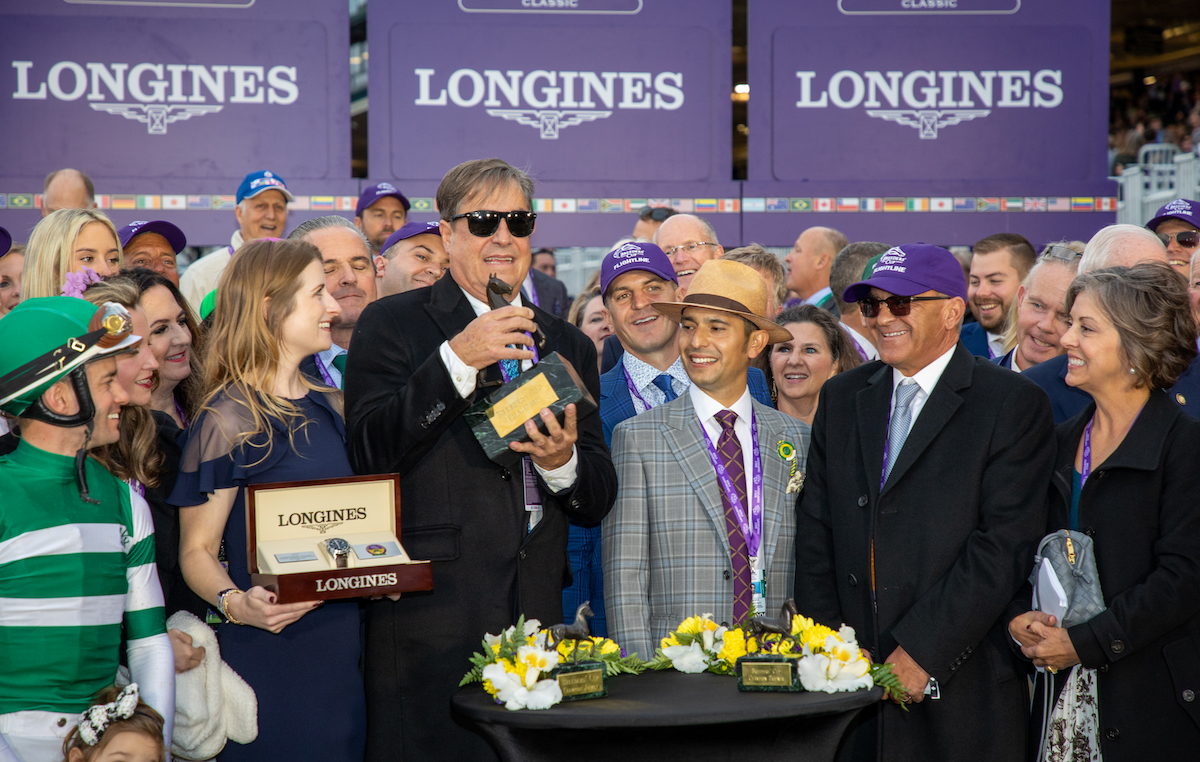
[1156,230,1200,249]
[1040,244,1082,262]
[450,210,537,238]
[857,295,950,318]
[638,206,674,222]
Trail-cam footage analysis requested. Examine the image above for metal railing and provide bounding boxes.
[1116,152,1200,226]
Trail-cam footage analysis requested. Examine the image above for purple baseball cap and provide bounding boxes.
[600,241,677,296]
[1146,198,1200,232]
[117,220,187,254]
[357,182,411,217]
[0,226,11,258]
[842,243,967,303]
[236,170,294,205]
[380,221,441,254]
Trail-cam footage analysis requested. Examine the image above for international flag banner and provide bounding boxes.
[766,197,790,212]
[1097,197,1117,212]
[790,198,813,212]
[671,199,694,213]
[646,198,671,209]
[860,198,882,212]
[1071,197,1094,212]
[94,195,109,210]
[136,195,161,210]
[336,196,356,211]
[310,196,335,211]
[836,198,859,212]
[718,199,739,213]
[600,199,625,212]
[553,199,577,213]
[1024,197,1047,212]
[163,195,186,210]
[815,198,834,212]
[624,199,647,212]
[187,195,210,210]
[532,198,553,213]
[930,198,953,212]
[409,198,434,212]
[1048,197,1070,212]
[976,198,1000,212]
[8,194,33,209]
[1001,198,1023,212]
[0,195,7,209]
[576,199,600,212]
[211,195,237,210]
[289,197,310,211]
[884,198,906,212]
[906,198,930,212]
[694,199,718,212]
[953,198,975,212]
[112,195,137,210]
[742,198,766,213]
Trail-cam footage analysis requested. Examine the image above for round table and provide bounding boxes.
[451,669,883,762]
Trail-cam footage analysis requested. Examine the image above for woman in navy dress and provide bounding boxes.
[172,238,365,761]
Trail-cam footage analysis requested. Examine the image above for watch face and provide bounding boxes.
[326,538,351,554]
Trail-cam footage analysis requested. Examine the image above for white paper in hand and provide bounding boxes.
[1034,556,1068,626]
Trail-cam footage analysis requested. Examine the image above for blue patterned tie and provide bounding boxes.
[500,359,520,382]
[652,373,678,403]
[884,380,920,484]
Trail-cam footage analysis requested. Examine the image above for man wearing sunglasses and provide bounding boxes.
[632,205,676,241]
[795,243,1054,762]
[344,158,616,762]
[1146,198,1200,276]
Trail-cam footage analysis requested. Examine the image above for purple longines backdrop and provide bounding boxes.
[368,0,739,249]
[0,0,353,247]
[743,0,1116,248]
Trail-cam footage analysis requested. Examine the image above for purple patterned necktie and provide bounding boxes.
[714,409,753,624]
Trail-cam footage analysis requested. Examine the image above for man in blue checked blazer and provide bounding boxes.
[604,260,809,661]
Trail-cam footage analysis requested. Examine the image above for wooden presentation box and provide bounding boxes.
[246,473,433,603]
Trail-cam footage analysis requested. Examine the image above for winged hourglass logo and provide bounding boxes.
[485,109,612,139]
[865,109,991,139]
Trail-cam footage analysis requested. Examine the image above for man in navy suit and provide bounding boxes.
[960,233,1035,358]
[563,242,772,635]
[1024,224,1200,421]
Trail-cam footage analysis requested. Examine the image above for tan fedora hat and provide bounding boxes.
[651,259,793,344]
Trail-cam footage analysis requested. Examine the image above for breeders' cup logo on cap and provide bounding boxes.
[613,241,651,268]
[250,175,284,191]
[376,182,398,193]
[413,67,684,140]
[12,60,300,135]
[1162,199,1194,218]
[874,247,908,274]
[794,68,1063,139]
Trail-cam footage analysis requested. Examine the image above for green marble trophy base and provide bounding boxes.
[736,654,805,692]
[551,660,608,701]
[465,351,598,466]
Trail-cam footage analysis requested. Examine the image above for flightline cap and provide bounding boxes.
[236,170,294,205]
[356,182,411,217]
[0,297,140,415]
[842,243,968,304]
[0,226,11,258]
[117,220,187,254]
[380,221,441,255]
[1146,198,1200,232]
[599,241,677,296]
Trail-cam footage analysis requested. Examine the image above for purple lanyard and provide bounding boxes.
[1080,416,1095,486]
[312,352,338,388]
[524,277,540,308]
[699,410,763,556]
[624,370,653,412]
[127,478,145,497]
[173,398,188,428]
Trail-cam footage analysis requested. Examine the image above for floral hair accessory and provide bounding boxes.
[62,266,105,299]
[77,683,140,746]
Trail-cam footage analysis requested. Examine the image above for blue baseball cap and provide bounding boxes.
[600,241,677,296]
[117,220,186,254]
[1146,198,1200,232]
[380,221,440,255]
[235,170,294,205]
[0,226,10,258]
[357,182,411,217]
[842,243,968,303]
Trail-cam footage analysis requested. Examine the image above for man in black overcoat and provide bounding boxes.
[795,243,1055,762]
[344,158,617,761]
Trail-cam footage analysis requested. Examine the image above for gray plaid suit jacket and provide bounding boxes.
[603,391,810,660]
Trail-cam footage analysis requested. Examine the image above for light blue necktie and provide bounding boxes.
[652,374,678,403]
[884,380,920,483]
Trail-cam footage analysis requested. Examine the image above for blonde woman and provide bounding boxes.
[22,209,122,299]
[171,239,364,762]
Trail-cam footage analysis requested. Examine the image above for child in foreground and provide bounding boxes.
[61,685,165,762]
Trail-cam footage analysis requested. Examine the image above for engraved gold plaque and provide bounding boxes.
[742,661,794,687]
[487,372,560,437]
[556,668,605,697]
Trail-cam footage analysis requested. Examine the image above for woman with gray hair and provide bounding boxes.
[1008,262,1200,761]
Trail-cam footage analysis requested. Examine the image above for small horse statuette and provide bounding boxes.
[486,274,547,351]
[749,598,801,650]
[550,602,595,663]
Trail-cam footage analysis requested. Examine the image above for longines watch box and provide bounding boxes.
[246,474,433,603]
[464,351,598,466]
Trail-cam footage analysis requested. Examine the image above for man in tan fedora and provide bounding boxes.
[603,259,811,660]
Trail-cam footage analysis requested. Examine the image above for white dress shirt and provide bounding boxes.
[314,342,347,389]
[689,383,756,533]
[438,287,577,490]
[889,343,957,440]
[840,322,880,361]
[179,229,243,313]
[986,330,1005,360]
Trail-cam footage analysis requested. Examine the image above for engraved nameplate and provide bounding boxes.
[557,668,605,697]
[742,661,794,687]
[487,372,559,437]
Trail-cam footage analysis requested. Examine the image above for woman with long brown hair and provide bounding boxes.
[171,238,363,761]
